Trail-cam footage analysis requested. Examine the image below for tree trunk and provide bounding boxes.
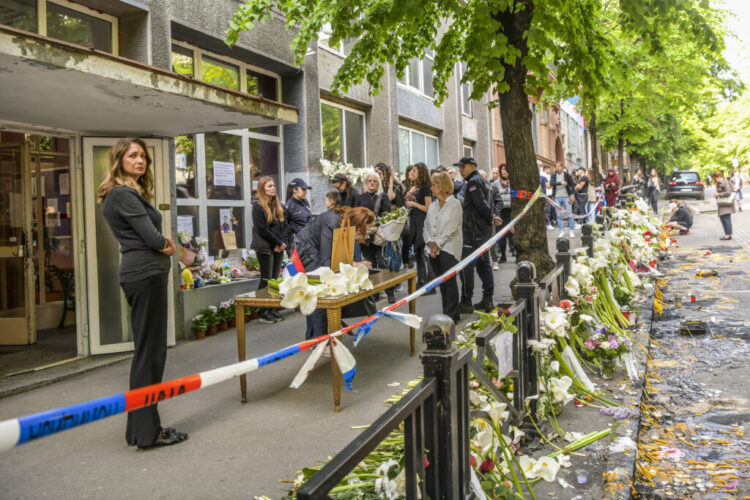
[617,135,625,184]
[494,5,555,281]
[588,112,601,185]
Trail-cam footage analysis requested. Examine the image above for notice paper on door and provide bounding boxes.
[59,173,70,195]
[177,215,194,236]
[212,161,236,187]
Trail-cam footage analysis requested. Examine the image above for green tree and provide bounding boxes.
[226,0,726,276]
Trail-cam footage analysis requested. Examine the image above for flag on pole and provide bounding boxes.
[282,247,305,279]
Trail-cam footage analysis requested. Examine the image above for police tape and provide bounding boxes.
[0,187,547,453]
[545,195,602,220]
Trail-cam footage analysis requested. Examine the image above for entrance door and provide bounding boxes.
[82,138,175,354]
[0,142,37,344]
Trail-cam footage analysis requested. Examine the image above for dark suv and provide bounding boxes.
[667,170,705,200]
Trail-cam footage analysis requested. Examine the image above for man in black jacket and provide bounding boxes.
[455,157,499,313]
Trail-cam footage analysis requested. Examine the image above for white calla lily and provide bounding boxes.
[354,264,374,290]
[279,272,308,295]
[557,454,572,468]
[532,456,561,482]
[565,276,580,297]
[541,307,569,338]
[280,285,320,315]
[549,376,574,405]
[483,402,509,427]
[518,455,538,479]
[338,264,360,293]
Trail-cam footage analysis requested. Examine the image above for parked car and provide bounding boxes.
[667,170,705,200]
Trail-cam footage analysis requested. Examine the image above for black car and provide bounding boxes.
[667,170,705,200]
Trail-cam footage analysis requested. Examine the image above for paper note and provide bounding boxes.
[59,173,70,195]
[177,215,194,236]
[213,161,236,187]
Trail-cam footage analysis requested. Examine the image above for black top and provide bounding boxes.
[285,197,312,235]
[101,187,170,283]
[550,171,575,197]
[670,207,693,229]
[490,182,503,217]
[251,200,290,255]
[453,179,465,199]
[356,191,392,217]
[295,209,341,270]
[406,183,431,217]
[390,181,407,208]
[575,175,590,201]
[340,188,360,208]
[461,170,493,246]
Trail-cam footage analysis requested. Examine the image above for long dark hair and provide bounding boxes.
[407,162,430,188]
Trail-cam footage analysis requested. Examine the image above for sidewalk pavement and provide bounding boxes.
[0,230,576,499]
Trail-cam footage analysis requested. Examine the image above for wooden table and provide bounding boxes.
[234,269,417,412]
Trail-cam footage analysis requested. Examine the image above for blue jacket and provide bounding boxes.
[285,197,312,241]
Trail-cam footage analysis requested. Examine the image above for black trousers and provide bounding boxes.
[257,251,283,313]
[429,251,460,323]
[498,208,514,258]
[460,244,494,302]
[121,273,169,447]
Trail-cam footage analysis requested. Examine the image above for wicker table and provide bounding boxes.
[234,269,417,412]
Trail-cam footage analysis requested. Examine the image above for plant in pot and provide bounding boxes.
[191,313,208,340]
[224,299,237,327]
[202,305,220,335]
[217,301,233,330]
[245,306,259,322]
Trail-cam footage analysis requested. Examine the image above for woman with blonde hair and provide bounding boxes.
[99,138,187,449]
[251,176,290,323]
[424,171,462,323]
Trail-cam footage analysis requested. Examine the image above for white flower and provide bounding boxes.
[528,339,555,353]
[565,276,580,297]
[557,454,572,468]
[338,264,360,293]
[354,264,373,290]
[483,402,509,427]
[518,455,538,479]
[564,431,584,442]
[533,456,561,482]
[550,360,560,373]
[279,272,308,296]
[280,284,324,315]
[541,307,569,338]
[549,376,574,405]
[590,256,609,272]
[579,314,595,324]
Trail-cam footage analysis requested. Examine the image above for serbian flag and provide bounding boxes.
[282,247,305,279]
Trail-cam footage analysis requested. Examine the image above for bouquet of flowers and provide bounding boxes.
[375,206,408,242]
[319,159,369,185]
[584,327,631,360]
[177,231,208,268]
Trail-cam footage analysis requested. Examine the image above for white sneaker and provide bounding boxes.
[547,224,555,230]
[569,230,575,238]
[559,230,566,238]
[493,263,500,270]
[574,224,582,230]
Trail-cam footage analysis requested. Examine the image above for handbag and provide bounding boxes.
[717,193,735,207]
[331,219,355,272]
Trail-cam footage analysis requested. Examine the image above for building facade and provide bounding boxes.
[0,0,495,368]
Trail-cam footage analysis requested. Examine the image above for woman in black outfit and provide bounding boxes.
[356,171,394,302]
[99,138,187,450]
[284,177,312,249]
[403,162,432,288]
[374,162,405,208]
[251,176,289,324]
[332,172,360,207]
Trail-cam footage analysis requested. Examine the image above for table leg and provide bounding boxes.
[236,304,247,403]
[409,276,417,356]
[327,307,342,413]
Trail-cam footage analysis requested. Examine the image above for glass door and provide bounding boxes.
[0,142,37,345]
[82,138,175,354]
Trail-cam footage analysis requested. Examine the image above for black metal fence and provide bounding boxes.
[297,228,598,499]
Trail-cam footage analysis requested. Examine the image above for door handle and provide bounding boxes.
[16,245,23,257]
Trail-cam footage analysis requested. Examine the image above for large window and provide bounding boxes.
[398,126,439,171]
[317,22,345,56]
[320,101,366,168]
[397,50,434,98]
[175,129,283,257]
[459,62,472,116]
[0,0,118,53]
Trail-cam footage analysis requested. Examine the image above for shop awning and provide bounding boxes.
[0,26,298,136]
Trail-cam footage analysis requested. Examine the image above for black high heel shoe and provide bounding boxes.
[137,427,189,450]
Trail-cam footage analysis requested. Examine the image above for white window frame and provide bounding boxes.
[319,99,367,168]
[459,62,473,117]
[398,125,439,168]
[35,0,119,55]
[171,40,282,99]
[397,51,435,100]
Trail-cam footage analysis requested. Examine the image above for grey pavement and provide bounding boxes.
[0,231,573,499]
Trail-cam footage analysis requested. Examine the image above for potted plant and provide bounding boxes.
[224,299,237,327]
[217,301,232,330]
[202,305,220,335]
[191,313,208,340]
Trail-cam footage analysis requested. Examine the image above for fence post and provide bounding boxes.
[595,214,605,227]
[556,237,571,286]
[421,314,468,499]
[581,224,594,257]
[514,262,540,421]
